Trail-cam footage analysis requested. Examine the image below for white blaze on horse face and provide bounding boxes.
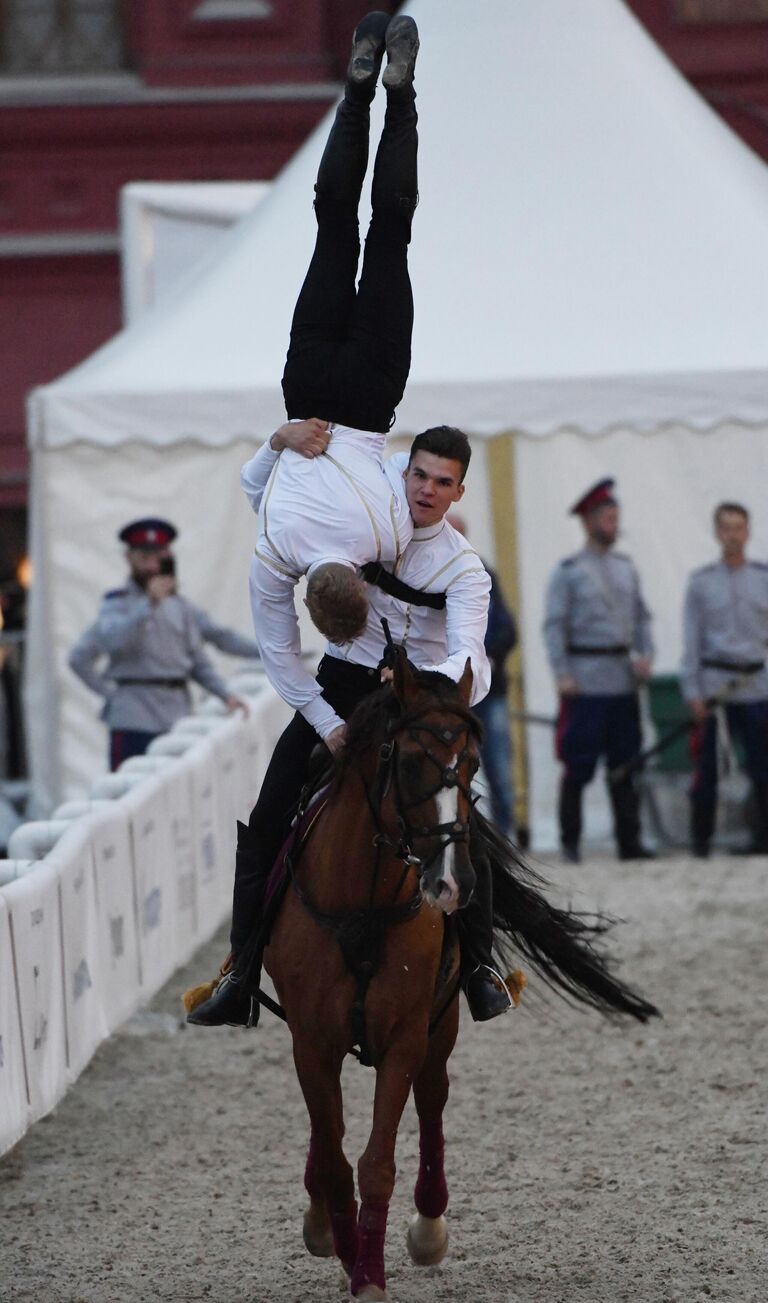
[435,757,460,914]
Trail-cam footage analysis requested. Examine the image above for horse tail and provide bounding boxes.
[474,812,660,1023]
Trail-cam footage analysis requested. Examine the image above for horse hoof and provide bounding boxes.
[352,1287,387,1301]
[302,1203,334,1258]
[406,1211,449,1266]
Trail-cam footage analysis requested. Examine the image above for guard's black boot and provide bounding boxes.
[186,970,258,1028]
[382,15,420,93]
[735,780,768,854]
[559,780,583,864]
[690,795,715,859]
[609,777,655,860]
[346,11,390,100]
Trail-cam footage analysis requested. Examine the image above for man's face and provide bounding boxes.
[404,451,465,528]
[127,546,171,581]
[585,503,619,548]
[715,510,749,558]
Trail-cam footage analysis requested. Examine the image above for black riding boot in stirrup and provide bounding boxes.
[186,821,267,1029]
[459,852,513,1023]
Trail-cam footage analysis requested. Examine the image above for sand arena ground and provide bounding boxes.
[1,851,766,1303]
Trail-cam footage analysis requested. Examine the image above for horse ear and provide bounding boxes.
[457,657,473,705]
[393,645,417,702]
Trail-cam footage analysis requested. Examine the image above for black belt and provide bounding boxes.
[567,644,630,657]
[317,656,380,688]
[360,561,447,611]
[115,677,188,688]
[700,659,764,675]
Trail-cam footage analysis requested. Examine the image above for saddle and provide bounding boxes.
[263,788,329,912]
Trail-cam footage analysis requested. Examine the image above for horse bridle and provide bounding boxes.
[364,702,481,879]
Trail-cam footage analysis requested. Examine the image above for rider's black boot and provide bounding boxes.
[185,969,258,1028]
[382,15,420,94]
[187,821,271,1028]
[346,11,390,101]
[463,963,514,1022]
[458,852,512,1022]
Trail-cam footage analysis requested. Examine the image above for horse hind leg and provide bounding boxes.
[407,994,459,1268]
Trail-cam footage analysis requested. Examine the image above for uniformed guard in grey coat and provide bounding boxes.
[682,501,768,857]
[543,479,655,862]
[69,518,251,768]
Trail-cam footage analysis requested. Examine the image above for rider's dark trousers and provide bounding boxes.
[230,657,382,957]
[281,84,418,434]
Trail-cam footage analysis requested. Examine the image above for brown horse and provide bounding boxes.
[265,653,478,1300]
[263,651,658,1300]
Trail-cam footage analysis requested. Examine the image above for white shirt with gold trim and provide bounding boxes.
[240,426,412,739]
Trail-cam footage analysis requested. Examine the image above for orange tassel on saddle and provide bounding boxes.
[181,954,232,1015]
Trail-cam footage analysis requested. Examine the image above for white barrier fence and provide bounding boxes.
[0,679,290,1158]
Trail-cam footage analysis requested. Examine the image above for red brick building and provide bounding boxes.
[0,0,766,577]
[0,0,396,575]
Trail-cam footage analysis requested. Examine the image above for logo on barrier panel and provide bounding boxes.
[142,888,162,933]
[109,914,125,961]
[73,958,93,1001]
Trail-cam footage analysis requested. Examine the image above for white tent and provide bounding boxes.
[27,0,768,840]
[120,181,269,323]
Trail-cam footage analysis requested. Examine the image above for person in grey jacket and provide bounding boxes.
[682,501,768,857]
[543,479,655,862]
[69,518,250,768]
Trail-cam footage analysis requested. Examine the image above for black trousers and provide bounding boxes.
[230,657,382,954]
[281,85,418,434]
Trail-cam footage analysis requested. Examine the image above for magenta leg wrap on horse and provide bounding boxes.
[414,1118,448,1218]
[351,1201,389,1295]
[304,1134,322,1200]
[330,1201,360,1274]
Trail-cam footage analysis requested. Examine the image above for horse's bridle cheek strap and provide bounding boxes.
[356,704,480,867]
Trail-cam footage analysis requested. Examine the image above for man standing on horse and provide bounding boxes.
[186,13,509,1029]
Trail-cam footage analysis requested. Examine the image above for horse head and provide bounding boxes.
[389,650,480,914]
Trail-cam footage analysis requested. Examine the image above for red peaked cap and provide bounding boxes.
[118,518,177,549]
[570,478,617,518]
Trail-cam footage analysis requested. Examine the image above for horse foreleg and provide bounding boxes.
[303,1131,334,1258]
[352,1033,427,1301]
[407,992,460,1267]
[293,1042,359,1277]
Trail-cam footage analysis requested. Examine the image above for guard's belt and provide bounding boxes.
[360,561,446,610]
[115,677,188,688]
[700,658,764,675]
[567,644,630,656]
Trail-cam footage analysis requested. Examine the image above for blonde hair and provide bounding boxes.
[305,563,368,644]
